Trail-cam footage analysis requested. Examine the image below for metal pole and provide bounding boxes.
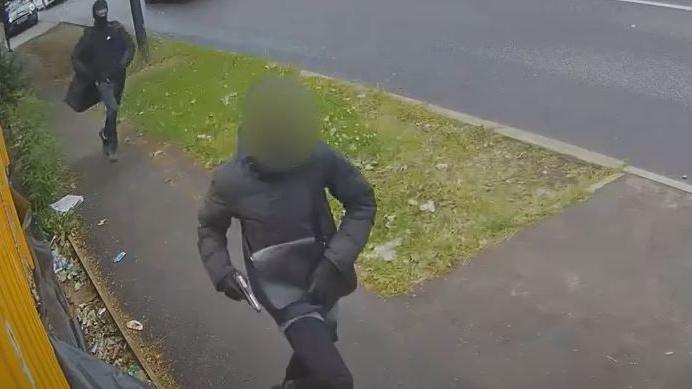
[128,0,147,60]
[1,1,10,51]
[0,22,9,51]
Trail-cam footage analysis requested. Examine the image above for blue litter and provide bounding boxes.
[113,252,127,263]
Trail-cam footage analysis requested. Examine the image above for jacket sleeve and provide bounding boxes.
[71,30,95,81]
[323,149,377,272]
[117,25,135,70]
[197,169,237,291]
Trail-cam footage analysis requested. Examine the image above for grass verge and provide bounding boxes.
[3,95,78,238]
[121,38,610,295]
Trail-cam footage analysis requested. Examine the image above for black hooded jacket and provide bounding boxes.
[197,142,376,323]
[71,21,134,83]
[65,21,134,112]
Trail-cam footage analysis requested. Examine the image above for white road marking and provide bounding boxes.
[615,0,692,11]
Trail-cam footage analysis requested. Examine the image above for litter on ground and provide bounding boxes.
[50,195,84,213]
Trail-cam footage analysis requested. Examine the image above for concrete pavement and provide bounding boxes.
[38,0,692,181]
[23,28,692,388]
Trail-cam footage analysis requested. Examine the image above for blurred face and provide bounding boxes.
[241,76,320,171]
[94,7,107,18]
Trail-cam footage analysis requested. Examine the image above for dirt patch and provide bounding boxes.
[19,23,83,83]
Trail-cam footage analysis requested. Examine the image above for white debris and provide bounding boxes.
[50,195,84,214]
[419,200,436,213]
[384,214,396,229]
[372,238,403,262]
[221,92,237,106]
[126,320,144,331]
[435,163,449,170]
[97,219,107,226]
[151,150,164,158]
[52,249,71,274]
[664,351,675,356]
[197,134,212,141]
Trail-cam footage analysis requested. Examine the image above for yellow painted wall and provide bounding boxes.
[0,126,69,389]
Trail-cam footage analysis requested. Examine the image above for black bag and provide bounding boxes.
[247,236,324,310]
[64,77,100,113]
[242,188,327,311]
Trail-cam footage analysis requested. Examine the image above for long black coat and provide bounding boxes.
[197,142,376,324]
[65,22,134,112]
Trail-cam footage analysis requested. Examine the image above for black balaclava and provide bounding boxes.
[92,0,108,28]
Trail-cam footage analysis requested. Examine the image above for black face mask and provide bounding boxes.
[93,6,108,27]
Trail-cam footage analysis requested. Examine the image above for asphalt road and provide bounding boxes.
[40,0,692,179]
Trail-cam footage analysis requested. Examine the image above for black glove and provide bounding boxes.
[308,259,344,308]
[219,270,244,301]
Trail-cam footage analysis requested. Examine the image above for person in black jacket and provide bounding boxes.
[197,76,376,389]
[66,0,134,162]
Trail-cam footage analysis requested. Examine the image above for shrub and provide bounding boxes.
[0,47,28,124]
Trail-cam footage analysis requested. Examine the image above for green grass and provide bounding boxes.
[4,95,78,238]
[120,38,610,296]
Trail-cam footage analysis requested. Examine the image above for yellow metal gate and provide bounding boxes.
[0,125,69,388]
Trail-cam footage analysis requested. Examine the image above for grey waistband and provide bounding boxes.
[279,312,324,332]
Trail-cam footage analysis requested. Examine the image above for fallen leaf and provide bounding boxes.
[151,150,164,158]
[419,200,436,213]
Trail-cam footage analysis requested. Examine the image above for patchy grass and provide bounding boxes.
[121,38,610,295]
[3,95,78,238]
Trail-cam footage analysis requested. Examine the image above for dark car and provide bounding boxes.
[2,0,39,37]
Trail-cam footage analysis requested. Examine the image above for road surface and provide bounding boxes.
[40,0,692,178]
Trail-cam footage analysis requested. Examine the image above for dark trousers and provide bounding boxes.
[284,318,353,389]
[95,78,124,146]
